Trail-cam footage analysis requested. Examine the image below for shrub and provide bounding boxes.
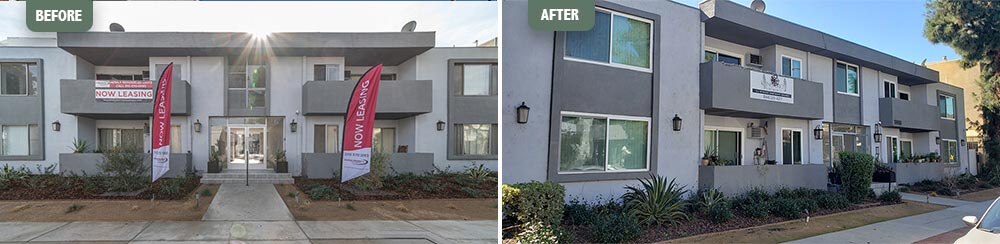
[71,138,90,153]
[744,187,771,202]
[99,146,149,192]
[691,188,727,213]
[742,201,771,218]
[770,198,803,218]
[466,163,494,182]
[503,181,565,226]
[590,212,641,243]
[348,151,389,190]
[878,190,902,204]
[0,164,29,183]
[158,179,184,196]
[305,185,339,200]
[563,199,592,225]
[957,174,979,190]
[707,201,734,223]
[200,189,213,196]
[515,221,572,244]
[837,151,876,203]
[816,192,851,210]
[622,174,689,226]
[460,186,482,198]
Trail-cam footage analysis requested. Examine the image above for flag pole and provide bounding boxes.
[149,62,173,203]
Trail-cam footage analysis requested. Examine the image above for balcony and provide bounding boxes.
[60,79,191,119]
[301,80,432,119]
[700,62,824,120]
[698,164,828,195]
[878,98,939,132]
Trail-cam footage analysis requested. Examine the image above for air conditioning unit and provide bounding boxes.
[746,53,763,68]
[748,127,765,139]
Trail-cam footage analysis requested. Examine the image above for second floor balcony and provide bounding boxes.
[60,79,191,119]
[301,80,432,119]
[878,97,939,132]
[700,61,824,120]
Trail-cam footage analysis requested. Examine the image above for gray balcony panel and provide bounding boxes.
[878,98,939,132]
[60,79,191,119]
[59,153,192,178]
[698,164,828,196]
[889,163,947,184]
[301,153,435,179]
[301,80,432,119]
[700,62,823,120]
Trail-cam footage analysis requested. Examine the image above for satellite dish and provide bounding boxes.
[401,21,417,32]
[110,23,125,32]
[751,0,766,13]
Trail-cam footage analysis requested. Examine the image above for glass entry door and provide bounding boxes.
[228,126,267,170]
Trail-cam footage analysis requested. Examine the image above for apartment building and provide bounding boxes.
[0,31,497,182]
[502,0,969,200]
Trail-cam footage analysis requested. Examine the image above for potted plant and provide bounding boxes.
[274,150,288,173]
[207,147,222,173]
[927,152,941,163]
[702,148,718,166]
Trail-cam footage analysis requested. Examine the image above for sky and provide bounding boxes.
[0,1,498,47]
[675,0,961,64]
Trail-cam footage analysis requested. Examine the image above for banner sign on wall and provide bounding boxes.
[749,70,794,104]
[341,64,383,183]
[95,80,154,102]
[150,63,173,183]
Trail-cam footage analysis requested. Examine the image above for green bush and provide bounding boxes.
[158,179,184,196]
[503,181,565,226]
[349,151,389,190]
[562,199,592,225]
[816,192,851,210]
[590,212,642,243]
[622,174,689,226]
[837,151,876,203]
[691,188,727,213]
[744,187,771,202]
[878,190,902,204]
[770,198,803,218]
[305,185,339,200]
[99,146,149,192]
[957,174,979,190]
[740,200,771,218]
[707,201,734,223]
[515,221,571,244]
[796,198,819,212]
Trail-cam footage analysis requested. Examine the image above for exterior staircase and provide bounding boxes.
[200,169,294,184]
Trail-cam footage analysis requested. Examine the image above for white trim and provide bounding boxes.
[557,111,652,174]
[704,125,745,165]
[938,93,957,120]
[563,7,654,73]
[942,139,959,163]
[883,79,898,99]
[886,135,899,163]
[780,128,804,165]
[898,90,911,101]
[780,55,802,79]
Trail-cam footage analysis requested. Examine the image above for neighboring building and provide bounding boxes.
[502,0,970,200]
[926,58,982,138]
[0,31,497,182]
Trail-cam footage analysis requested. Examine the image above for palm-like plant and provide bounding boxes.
[621,173,689,226]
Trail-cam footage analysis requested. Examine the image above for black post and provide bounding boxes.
[246,146,250,186]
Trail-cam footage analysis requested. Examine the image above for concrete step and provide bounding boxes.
[201,178,294,184]
[201,171,294,184]
[202,173,292,179]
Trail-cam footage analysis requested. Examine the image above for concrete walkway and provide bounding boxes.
[901,192,977,207]
[786,199,993,243]
[0,220,498,243]
[203,184,294,221]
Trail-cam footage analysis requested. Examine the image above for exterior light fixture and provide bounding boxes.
[516,102,530,124]
[290,119,298,133]
[961,138,966,144]
[672,114,682,131]
[193,119,202,133]
[873,122,883,143]
[813,125,823,140]
[936,136,942,145]
[144,123,150,134]
[437,121,446,131]
[51,121,61,131]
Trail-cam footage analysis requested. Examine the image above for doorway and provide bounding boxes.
[228,125,267,170]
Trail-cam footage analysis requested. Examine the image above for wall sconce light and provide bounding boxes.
[671,114,682,131]
[144,123,150,134]
[516,102,530,124]
[813,125,823,140]
[193,119,202,133]
[51,121,61,132]
[290,119,298,133]
[936,136,942,145]
[873,122,883,143]
[961,138,966,144]
[437,121,446,131]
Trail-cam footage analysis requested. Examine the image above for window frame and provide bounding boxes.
[939,93,956,120]
[313,124,341,153]
[313,64,343,81]
[898,90,910,101]
[705,126,745,166]
[883,79,897,98]
[705,48,743,66]
[558,111,651,174]
[900,139,913,159]
[372,127,396,153]
[835,61,860,96]
[942,139,959,163]
[0,124,32,156]
[780,55,802,79]
[0,62,38,97]
[886,136,899,163]
[563,7,655,73]
[460,63,492,96]
[781,128,804,165]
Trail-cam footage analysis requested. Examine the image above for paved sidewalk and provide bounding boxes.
[786,200,992,243]
[203,184,294,221]
[0,220,497,243]
[901,192,977,207]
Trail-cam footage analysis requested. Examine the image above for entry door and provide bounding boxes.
[887,137,899,163]
[228,126,267,169]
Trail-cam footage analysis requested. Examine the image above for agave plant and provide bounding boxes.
[621,173,689,226]
[693,188,726,213]
[70,138,89,153]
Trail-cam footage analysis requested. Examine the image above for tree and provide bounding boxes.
[925,0,1000,178]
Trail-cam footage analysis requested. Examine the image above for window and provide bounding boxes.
[901,140,913,160]
[1,62,39,96]
[835,62,859,95]
[560,113,648,172]
[457,124,498,156]
[899,91,910,101]
[227,61,267,110]
[565,8,653,70]
[373,128,396,153]
[942,139,958,163]
[705,129,741,166]
[781,56,802,78]
[823,123,868,167]
[170,125,182,153]
[98,128,143,150]
[883,80,897,98]
[704,50,741,65]
[313,64,343,81]
[462,64,491,96]
[1,125,39,156]
[346,71,396,81]
[782,129,803,164]
[887,136,899,163]
[313,124,340,153]
[939,93,956,119]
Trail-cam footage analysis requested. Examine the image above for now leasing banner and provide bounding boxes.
[150,63,174,183]
[95,80,154,102]
[341,64,383,182]
[749,70,794,104]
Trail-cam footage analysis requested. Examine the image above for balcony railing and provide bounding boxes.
[300,153,434,179]
[700,62,824,119]
[301,80,432,119]
[60,79,191,119]
[878,97,939,132]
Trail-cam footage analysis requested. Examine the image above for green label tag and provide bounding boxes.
[529,0,595,31]
[26,0,93,32]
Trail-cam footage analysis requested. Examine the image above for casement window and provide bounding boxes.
[456,124,498,156]
[1,62,40,96]
[883,80,897,98]
[227,63,267,109]
[941,139,959,163]
[939,93,956,119]
[170,125,182,153]
[781,56,802,78]
[560,113,649,172]
[462,64,491,96]
[313,124,340,153]
[835,62,860,95]
[98,128,143,150]
[704,50,741,66]
[1,124,39,156]
[901,140,913,160]
[822,123,868,167]
[781,129,803,165]
[705,128,741,166]
[313,64,343,81]
[565,8,653,70]
[372,128,396,153]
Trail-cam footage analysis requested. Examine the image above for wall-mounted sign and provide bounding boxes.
[749,70,793,104]
[95,80,154,102]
